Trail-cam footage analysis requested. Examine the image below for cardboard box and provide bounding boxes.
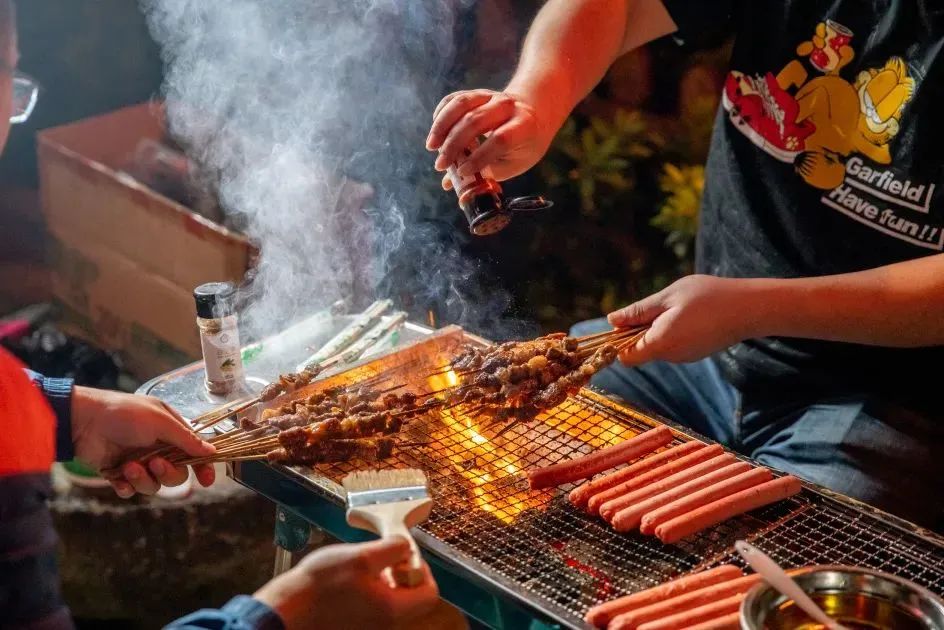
[37,102,254,378]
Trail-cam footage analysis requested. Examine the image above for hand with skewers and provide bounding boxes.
[70,387,217,497]
[607,275,753,365]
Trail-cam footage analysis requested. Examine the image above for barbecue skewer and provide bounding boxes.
[112,323,637,475]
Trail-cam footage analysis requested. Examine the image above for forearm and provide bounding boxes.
[748,254,944,347]
[505,0,676,134]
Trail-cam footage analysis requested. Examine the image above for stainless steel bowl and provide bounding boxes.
[740,565,944,630]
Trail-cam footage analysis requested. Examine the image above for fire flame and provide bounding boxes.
[428,370,532,524]
[426,365,640,524]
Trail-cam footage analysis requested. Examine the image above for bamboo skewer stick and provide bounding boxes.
[190,394,257,429]
[202,434,275,453]
[170,439,280,464]
[209,440,280,458]
[579,327,641,347]
[573,325,646,344]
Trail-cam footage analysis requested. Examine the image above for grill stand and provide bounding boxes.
[272,506,312,577]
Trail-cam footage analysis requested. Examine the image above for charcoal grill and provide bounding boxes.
[142,323,944,629]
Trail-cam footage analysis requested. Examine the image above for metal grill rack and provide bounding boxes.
[240,328,944,628]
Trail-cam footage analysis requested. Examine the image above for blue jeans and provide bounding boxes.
[571,319,944,530]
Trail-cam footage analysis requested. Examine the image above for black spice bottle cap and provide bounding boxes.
[462,190,512,236]
[194,282,236,319]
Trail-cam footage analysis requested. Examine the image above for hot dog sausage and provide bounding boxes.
[639,467,773,535]
[608,574,761,630]
[583,564,742,628]
[655,475,803,543]
[527,425,673,490]
[586,444,723,516]
[610,461,752,532]
[635,593,744,630]
[599,453,737,524]
[569,441,704,508]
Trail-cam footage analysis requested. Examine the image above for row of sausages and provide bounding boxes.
[585,564,758,629]
[526,426,801,544]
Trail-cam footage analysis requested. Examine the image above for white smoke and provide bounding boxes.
[142,0,529,339]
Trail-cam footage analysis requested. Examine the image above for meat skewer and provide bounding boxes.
[445,339,624,435]
[115,326,640,474]
[267,437,398,465]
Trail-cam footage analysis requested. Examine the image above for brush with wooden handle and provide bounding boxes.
[341,468,433,587]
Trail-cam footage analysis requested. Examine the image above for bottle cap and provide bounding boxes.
[461,190,513,236]
[194,282,237,319]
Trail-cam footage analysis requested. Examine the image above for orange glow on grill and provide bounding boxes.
[426,370,532,524]
[422,367,640,525]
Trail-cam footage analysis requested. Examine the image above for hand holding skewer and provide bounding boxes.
[71,387,217,497]
[608,275,749,365]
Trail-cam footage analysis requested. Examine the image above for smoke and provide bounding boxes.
[143,0,532,340]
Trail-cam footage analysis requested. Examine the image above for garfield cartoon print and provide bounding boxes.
[722,20,915,190]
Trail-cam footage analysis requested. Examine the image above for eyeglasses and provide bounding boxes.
[11,72,39,124]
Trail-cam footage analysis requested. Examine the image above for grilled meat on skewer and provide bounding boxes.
[267,437,397,464]
[444,341,620,434]
[259,368,322,402]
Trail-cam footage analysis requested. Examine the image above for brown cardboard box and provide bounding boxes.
[37,102,254,378]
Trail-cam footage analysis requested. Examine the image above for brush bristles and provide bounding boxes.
[341,468,428,493]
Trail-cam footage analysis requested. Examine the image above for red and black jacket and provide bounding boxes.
[0,347,72,629]
[0,348,282,629]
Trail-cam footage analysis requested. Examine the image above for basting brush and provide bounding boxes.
[341,468,433,587]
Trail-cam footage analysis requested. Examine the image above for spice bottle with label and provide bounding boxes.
[194,282,244,396]
[446,137,553,236]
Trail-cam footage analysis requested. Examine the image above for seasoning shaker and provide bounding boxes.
[194,281,244,396]
[446,137,552,236]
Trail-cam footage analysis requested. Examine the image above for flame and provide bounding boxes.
[425,367,639,524]
[427,370,532,524]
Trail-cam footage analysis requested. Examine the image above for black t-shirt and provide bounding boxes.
[662,0,944,409]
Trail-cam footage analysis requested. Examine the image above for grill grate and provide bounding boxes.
[259,331,944,627]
